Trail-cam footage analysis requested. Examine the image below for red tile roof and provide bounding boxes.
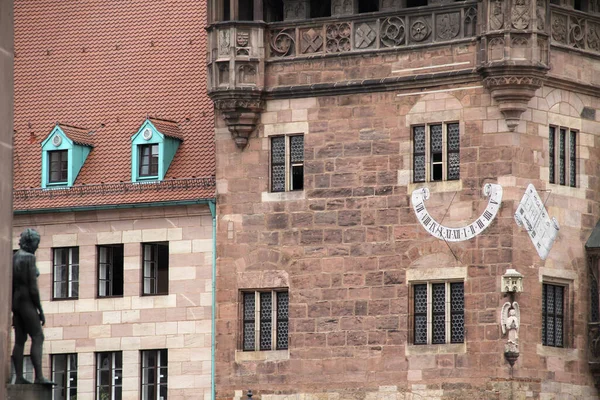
[13,0,215,211]
[148,118,185,141]
[57,124,95,147]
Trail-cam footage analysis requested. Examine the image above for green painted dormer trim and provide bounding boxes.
[131,119,182,182]
[41,125,93,188]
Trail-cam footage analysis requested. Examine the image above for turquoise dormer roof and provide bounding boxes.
[41,124,94,188]
[131,118,183,182]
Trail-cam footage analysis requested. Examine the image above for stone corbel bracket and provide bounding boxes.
[480,66,548,131]
[213,92,264,149]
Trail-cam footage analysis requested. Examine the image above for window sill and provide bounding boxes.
[546,183,586,199]
[235,349,289,362]
[45,182,69,188]
[407,180,462,194]
[261,190,305,203]
[405,343,466,356]
[141,292,169,297]
[52,297,79,302]
[536,344,579,360]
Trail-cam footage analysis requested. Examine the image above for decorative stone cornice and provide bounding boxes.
[479,65,548,131]
[211,90,264,149]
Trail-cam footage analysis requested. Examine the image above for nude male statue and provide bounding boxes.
[12,228,53,384]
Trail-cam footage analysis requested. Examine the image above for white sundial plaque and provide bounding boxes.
[411,183,503,242]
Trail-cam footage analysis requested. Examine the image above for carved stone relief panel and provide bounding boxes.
[464,7,477,37]
[284,0,310,21]
[489,0,504,31]
[537,37,548,63]
[237,63,257,85]
[409,16,432,43]
[326,23,352,53]
[511,35,529,59]
[537,0,546,31]
[332,0,355,16]
[236,31,250,56]
[300,28,324,54]
[488,36,505,61]
[219,29,231,57]
[381,17,406,48]
[569,16,585,48]
[354,22,377,50]
[551,13,567,44]
[217,62,230,86]
[270,28,296,57]
[588,22,600,52]
[511,0,531,30]
[436,12,460,41]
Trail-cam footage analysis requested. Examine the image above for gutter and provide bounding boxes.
[13,199,215,215]
[208,200,217,400]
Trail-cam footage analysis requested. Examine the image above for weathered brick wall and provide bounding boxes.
[215,83,600,399]
[12,205,213,400]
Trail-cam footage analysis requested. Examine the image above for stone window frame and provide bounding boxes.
[269,134,304,193]
[411,121,460,184]
[52,246,80,300]
[537,269,577,356]
[240,289,289,352]
[51,353,78,400]
[141,349,168,400]
[548,125,577,188]
[95,351,123,400]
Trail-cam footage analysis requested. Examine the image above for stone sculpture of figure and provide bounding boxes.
[12,229,53,384]
[501,301,520,345]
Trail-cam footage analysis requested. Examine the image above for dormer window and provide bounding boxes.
[131,118,183,183]
[48,150,68,183]
[139,144,159,178]
[41,124,93,188]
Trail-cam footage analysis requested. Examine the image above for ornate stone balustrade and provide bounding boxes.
[267,3,477,59]
[551,5,600,55]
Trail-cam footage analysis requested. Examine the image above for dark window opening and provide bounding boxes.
[142,242,169,295]
[141,350,168,400]
[223,0,231,20]
[310,0,331,17]
[139,144,159,177]
[264,0,283,21]
[239,0,254,20]
[49,150,68,183]
[98,245,124,298]
[430,125,443,182]
[574,0,584,10]
[359,0,378,13]
[407,0,427,6]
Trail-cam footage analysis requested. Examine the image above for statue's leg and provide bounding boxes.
[12,313,30,384]
[19,302,52,384]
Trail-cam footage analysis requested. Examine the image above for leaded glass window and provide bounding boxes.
[413,281,464,345]
[542,283,564,347]
[242,290,289,351]
[412,123,460,183]
[271,135,304,192]
[549,126,576,187]
[53,247,79,300]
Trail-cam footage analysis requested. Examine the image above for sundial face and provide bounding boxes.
[411,183,503,242]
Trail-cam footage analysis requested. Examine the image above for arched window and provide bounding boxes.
[311,0,331,17]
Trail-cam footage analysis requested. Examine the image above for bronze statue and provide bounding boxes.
[12,229,53,385]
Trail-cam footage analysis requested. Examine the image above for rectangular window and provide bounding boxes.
[52,354,77,400]
[142,242,169,295]
[96,352,122,400]
[139,144,159,177]
[141,349,168,400]
[53,247,79,300]
[413,281,464,345]
[542,283,565,347]
[242,290,289,351]
[98,245,124,298]
[48,150,68,183]
[549,126,576,187]
[270,135,304,192]
[10,355,34,384]
[413,123,460,183]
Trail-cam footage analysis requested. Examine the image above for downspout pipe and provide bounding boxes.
[208,199,217,400]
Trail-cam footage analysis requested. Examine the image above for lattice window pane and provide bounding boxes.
[547,313,555,346]
[290,135,304,163]
[271,165,286,192]
[277,292,289,350]
[260,321,272,350]
[555,317,563,347]
[244,293,255,320]
[414,285,427,314]
[277,292,289,319]
[243,292,256,351]
[549,127,555,184]
[413,126,426,183]
[260,292,273,350]
[432,314,445,344]
[447,123,460,151]
[559,129,566,185]
[414,315,427,345]
[448,152,460,181]
[451,314,464,343]
[432,283,445,344]
[591,272,599,323]
[413,126,426,153]
[430,125,443,153]
[271,137,285,164]
[569,131,576,187]
[450,283,464,312]
[414,155,426,183]
[243,322,255,351]
[261,292,272,320]
[432,284,445,313]
[277,321,288,350]
[555,286,563,315]
[542,314,546,344]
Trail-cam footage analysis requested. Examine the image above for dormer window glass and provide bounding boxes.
[48,150,68,183]
[139,144,159,178]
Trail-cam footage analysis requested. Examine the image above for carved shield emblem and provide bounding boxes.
[437,13,460,40]
[489,0,504,31]
[512,0,531,30]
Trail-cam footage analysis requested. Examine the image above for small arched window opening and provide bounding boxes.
[239,0,255,20]
[222,0,231,21]
[358,0,378,13]
[311,0,332,18]
[264,0,284,22]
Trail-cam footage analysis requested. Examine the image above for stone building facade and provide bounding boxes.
[12,1,215,399]
[208,1,600,399]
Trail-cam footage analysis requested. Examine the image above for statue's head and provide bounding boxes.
[19,228,40,254]
[509,309,517,317]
